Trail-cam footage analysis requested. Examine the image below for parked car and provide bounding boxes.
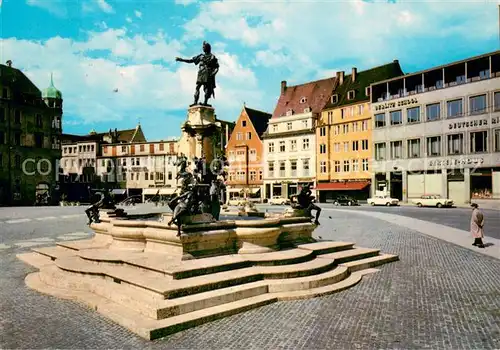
[228,197,245,206]
[332,195,358,206]
[367,195,399,206]
[269,196,290,205]
[411,195,454,208]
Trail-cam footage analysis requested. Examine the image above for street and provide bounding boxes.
[0,204,499,349]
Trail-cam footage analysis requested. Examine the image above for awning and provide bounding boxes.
[111,189,127,195]
[315,181,370,191]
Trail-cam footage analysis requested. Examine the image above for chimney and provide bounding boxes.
[393,59,399,64]
[352,67,357,82]
[281,80,287,94]
[338,71,345,85]
[6,60,12,67]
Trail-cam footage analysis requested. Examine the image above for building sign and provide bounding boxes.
[492,116,500,124]
[131,166,148,172]
[374,98,418,111]
[449,119,488,130]
[428,158,484,167]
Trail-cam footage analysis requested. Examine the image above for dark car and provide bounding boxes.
[332,195,358,206]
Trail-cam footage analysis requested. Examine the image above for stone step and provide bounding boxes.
[57,238,109,251]
[340,253,399,272]
[16,252,54,269]
[244,248,314,266]
[32,246,77,260]
[317,247,381,264]
[267,265,349,293]
[297,241,355,255]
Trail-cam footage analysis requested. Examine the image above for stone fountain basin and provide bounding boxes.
[90,213,316,260]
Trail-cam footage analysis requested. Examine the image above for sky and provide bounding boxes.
[1,0,499,141]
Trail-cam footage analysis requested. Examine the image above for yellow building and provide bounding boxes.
[316,62,404,202]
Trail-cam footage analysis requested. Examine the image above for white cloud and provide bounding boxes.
[96,0,113,13]
[1,28,262,133]
[126,16,133,23]
[175,0,197,5]
[254,50,289,68]
[26,0,67,17]
[134,10,142,19]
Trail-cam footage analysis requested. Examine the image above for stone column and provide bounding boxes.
[402,170,408,202]
[370,173,376,197]
[385,172,391,196]
[195,134,204,159]
[441,170,448,199]
[464,167,471,204]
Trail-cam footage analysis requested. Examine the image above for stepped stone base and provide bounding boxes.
[17,236,398,340]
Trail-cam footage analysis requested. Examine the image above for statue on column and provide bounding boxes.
[175,41,219,106]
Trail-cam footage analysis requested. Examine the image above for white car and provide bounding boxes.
[269,196,290,205]
[411,195,454,208]
[227,197,245,206]
[367,195,399,206]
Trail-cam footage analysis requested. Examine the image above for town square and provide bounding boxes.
[1,0,500,349]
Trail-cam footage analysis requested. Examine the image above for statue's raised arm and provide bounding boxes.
[174,41,219,106]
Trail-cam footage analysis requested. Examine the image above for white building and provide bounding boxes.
[370,50,500,206]
[262,78,337,199]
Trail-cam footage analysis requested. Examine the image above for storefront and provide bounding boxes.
[315,180,371,203]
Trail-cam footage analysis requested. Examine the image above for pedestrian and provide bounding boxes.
[470,203,485,248]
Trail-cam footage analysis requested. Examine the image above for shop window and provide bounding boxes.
[471,169,492,199]
[470,131,488,153]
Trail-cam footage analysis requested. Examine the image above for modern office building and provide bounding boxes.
[262,77,338,199]
[370,50,500,205]
[226,105,271,200]
[316,62,404,202]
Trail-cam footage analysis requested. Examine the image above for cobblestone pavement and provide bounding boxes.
[1,210,500,349]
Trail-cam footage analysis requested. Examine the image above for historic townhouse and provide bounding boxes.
[316,62,404,202]
[226,105,272,200]
[0,63,62,206]
[370,50,500,206]
[262,77,338,200]
[98,139,178,201]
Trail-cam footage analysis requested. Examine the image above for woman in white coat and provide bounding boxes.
[470,203,485,248]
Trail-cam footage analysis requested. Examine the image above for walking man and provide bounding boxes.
[470,203,485,248]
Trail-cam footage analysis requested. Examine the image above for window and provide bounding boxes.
[343,160,350,172]
[34,133,43,148]
[14,132,21,146]
[268,162,274,177]
[407,139,421,158]
[327,111,333,124]
[302,138,309,150]
[14,110,21,124]
[331,94,338,104]
[145,173,149,181]
[320,161,327,174]
[159,143,164,151]
[334,125,340,135]
[272,125,278,132]
[279,161,285,177]
[361,139,368,150]
[362,159,369,171]
[287,122,292,131]
[249,149,257,161]
[268,142,274,153]
[407,107,420,123]
[347,90,355,100]
[290,139,297,151]
[122,158,127,166]
[303,159,310,176]
[334,143,340,152]
[352,122,358,132]
[426,103,440,121]
[447,133,464,155]
[250,171,256,181]
[352,159,359,172]
[319,127,326,137]
[343,124,349,134]
[140,144,145,152]
[495,92,500,111]
[375,113,385,128]
[469,94,487,115]
[259,170,263,180]
[319,144,327,154]
[242,120,247,127]
[447,99,463,118]
[302,120,308,128]
[290,160,297,176]
[341,109,345,119]
[426,136,441,157]
[36,114,43,127]
[168,172,173,180]
[236,132,243,140]
[247,132,252,140]
[365,87,371,96]
[131,173,134,181]
[358,104,364,115]
[334,161,341,172]
[375,143,386,160]
[362,120,368,131]
[343,142,349,152]
[390,110,402,125]
[352,140,359,151]
[390,141,403,159]
[470,131,488,153]
[494,129,500,152]
[279,141,286,152]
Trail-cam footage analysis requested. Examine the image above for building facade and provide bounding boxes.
[226,105,271,200]
[263,78,338,199]
[316,62,404,202]
[0,64,63,206]
[370,50,500,205]
[97,139,178,200]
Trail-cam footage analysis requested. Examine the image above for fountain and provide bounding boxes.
[17,41,398,340]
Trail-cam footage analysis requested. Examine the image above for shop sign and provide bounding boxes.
[131,166,148,172]
[374,98,418,112]
[448,119,488,130]
[428,158,484,167]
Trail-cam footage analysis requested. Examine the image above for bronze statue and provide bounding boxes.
[291,184,321,225]
[85,189,117,225]
[176,41,219,106]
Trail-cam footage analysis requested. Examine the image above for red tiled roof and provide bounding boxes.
[315,181,370,191]
[272,77,337,119]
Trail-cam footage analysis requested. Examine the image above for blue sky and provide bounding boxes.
[1,0,499,141]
